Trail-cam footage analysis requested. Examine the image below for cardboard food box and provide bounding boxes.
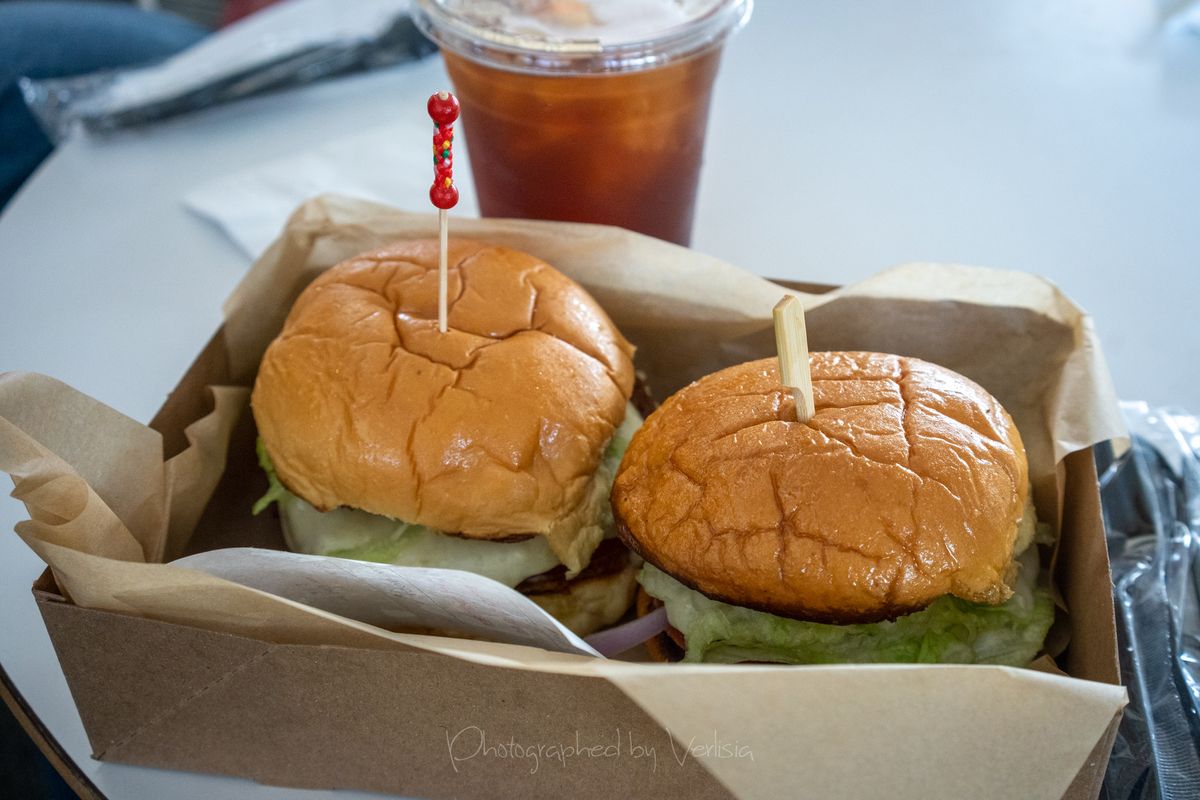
[3,196,1128,799]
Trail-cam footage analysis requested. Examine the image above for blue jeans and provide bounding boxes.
[0,1,207,210]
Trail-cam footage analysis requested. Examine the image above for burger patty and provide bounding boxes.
[440,530,536,544]
[516,538,632,595]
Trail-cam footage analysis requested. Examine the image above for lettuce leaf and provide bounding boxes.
[252,437,288,515]
[640,545,1054,666]
[278,489,563,586]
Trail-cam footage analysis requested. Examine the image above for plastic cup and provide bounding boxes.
[414,0,752,246]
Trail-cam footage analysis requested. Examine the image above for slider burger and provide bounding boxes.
[613,352,1054,664]
[251,238,644,635]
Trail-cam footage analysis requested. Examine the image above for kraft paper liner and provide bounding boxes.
[1,194,1128,800]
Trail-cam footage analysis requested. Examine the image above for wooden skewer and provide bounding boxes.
[773,295,815,422]
[438,208,449,333]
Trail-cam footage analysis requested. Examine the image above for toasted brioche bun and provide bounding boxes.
[612,352,1028,625]
[528,563,639,636]
[517,538,639,635]
[252,239,635,558]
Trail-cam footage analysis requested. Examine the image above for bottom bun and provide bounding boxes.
[528,561,639,637]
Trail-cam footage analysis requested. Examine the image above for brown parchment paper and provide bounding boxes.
[0,194,1128,800]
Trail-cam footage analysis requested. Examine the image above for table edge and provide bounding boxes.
[0,660,106,800]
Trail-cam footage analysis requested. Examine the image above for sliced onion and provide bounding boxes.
[585,606,669,657]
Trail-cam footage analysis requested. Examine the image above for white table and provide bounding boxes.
[1,2,1196,797]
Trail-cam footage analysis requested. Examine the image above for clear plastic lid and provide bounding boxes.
[413,0,752,74]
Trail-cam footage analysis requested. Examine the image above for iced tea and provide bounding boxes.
[443,48,721,246]
[415,0,751,246]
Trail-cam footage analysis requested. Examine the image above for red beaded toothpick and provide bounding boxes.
[428,90,460,333]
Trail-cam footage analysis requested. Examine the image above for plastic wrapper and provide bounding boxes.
[1101,403,1200,799]
[18,0,435,143]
